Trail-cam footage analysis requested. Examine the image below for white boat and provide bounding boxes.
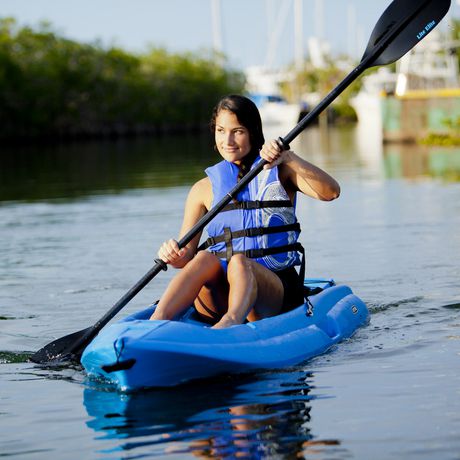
[245,66,302,127]
[249,93,302,127]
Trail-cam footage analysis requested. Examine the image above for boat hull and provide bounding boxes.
[81,280,369,391]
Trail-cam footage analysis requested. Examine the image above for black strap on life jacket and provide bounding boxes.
[220,200,293,212]
[198,222,301,251]
[209,242,306,282]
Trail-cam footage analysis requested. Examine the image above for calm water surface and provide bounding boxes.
[1,126,459,459]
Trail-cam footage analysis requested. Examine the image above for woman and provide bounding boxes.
[150,95,340,328]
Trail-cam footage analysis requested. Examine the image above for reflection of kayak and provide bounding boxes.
[83,378,242,436]
[81,279,369,391]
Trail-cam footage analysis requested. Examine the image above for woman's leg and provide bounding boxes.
[212,254,284,328]
[150,251,226,320]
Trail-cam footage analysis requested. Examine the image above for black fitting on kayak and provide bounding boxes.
[155,258,168,271]
[102,358,136,373]
[102,337,136,373]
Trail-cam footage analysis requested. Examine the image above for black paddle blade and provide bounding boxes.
[29,326,93,363]
[362,0,451,67]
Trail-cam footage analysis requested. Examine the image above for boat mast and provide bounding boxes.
[347,2,357,59]
[265,0,292,70]
[294,0,304,71]
[211,0,224,58]
[315,0,324,42]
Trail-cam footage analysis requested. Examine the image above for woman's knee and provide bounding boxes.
[227,254,254,280]
[189,251,226,285]
[191,251,221,270]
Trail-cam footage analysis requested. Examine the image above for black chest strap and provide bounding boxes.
[209,242,306,282]
[198,222,301,251]
[221,199,293,212]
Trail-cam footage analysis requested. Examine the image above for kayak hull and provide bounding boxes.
[81,280,369,391]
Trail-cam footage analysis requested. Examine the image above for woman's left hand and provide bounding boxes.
[260,139,289,169]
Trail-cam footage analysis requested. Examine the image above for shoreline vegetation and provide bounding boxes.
[1,17,361,144]
[0,18,245,142]
[421,133,460,146]
[420,117,460,146]
[4,17,457,146]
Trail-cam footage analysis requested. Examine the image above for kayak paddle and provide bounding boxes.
[30,0,451,364]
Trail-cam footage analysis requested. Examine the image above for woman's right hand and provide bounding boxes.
[158,239,189,267]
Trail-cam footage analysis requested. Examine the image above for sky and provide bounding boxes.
[1,0,459,70]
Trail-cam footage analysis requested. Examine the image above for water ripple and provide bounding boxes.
[367,296,424,313]
[442,302,460,310]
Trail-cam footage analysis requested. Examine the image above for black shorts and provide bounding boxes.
[276,266,305,312]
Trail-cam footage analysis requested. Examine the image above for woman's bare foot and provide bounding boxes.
[211,313,242,329]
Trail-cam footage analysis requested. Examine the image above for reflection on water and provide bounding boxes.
[83,370,343,459]
[384,144,460,181]
[1,126,459,204]
[0,134,214,202]
[352,118,460,181]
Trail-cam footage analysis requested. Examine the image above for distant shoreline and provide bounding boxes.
[0,18,244,143]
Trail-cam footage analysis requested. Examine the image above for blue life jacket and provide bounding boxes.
[200,157,304,273]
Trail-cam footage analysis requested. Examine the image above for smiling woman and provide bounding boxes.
[214,111,253,164]
[150,94,340,328]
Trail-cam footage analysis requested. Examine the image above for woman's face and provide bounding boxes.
[214,109,251,164]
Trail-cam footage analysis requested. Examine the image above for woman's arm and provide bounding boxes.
[158,177,211,268]
[260,139,340,201]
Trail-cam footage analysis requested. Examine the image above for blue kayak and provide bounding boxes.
[81,279,369,391]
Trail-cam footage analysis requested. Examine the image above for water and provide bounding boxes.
[1,127,459,459]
